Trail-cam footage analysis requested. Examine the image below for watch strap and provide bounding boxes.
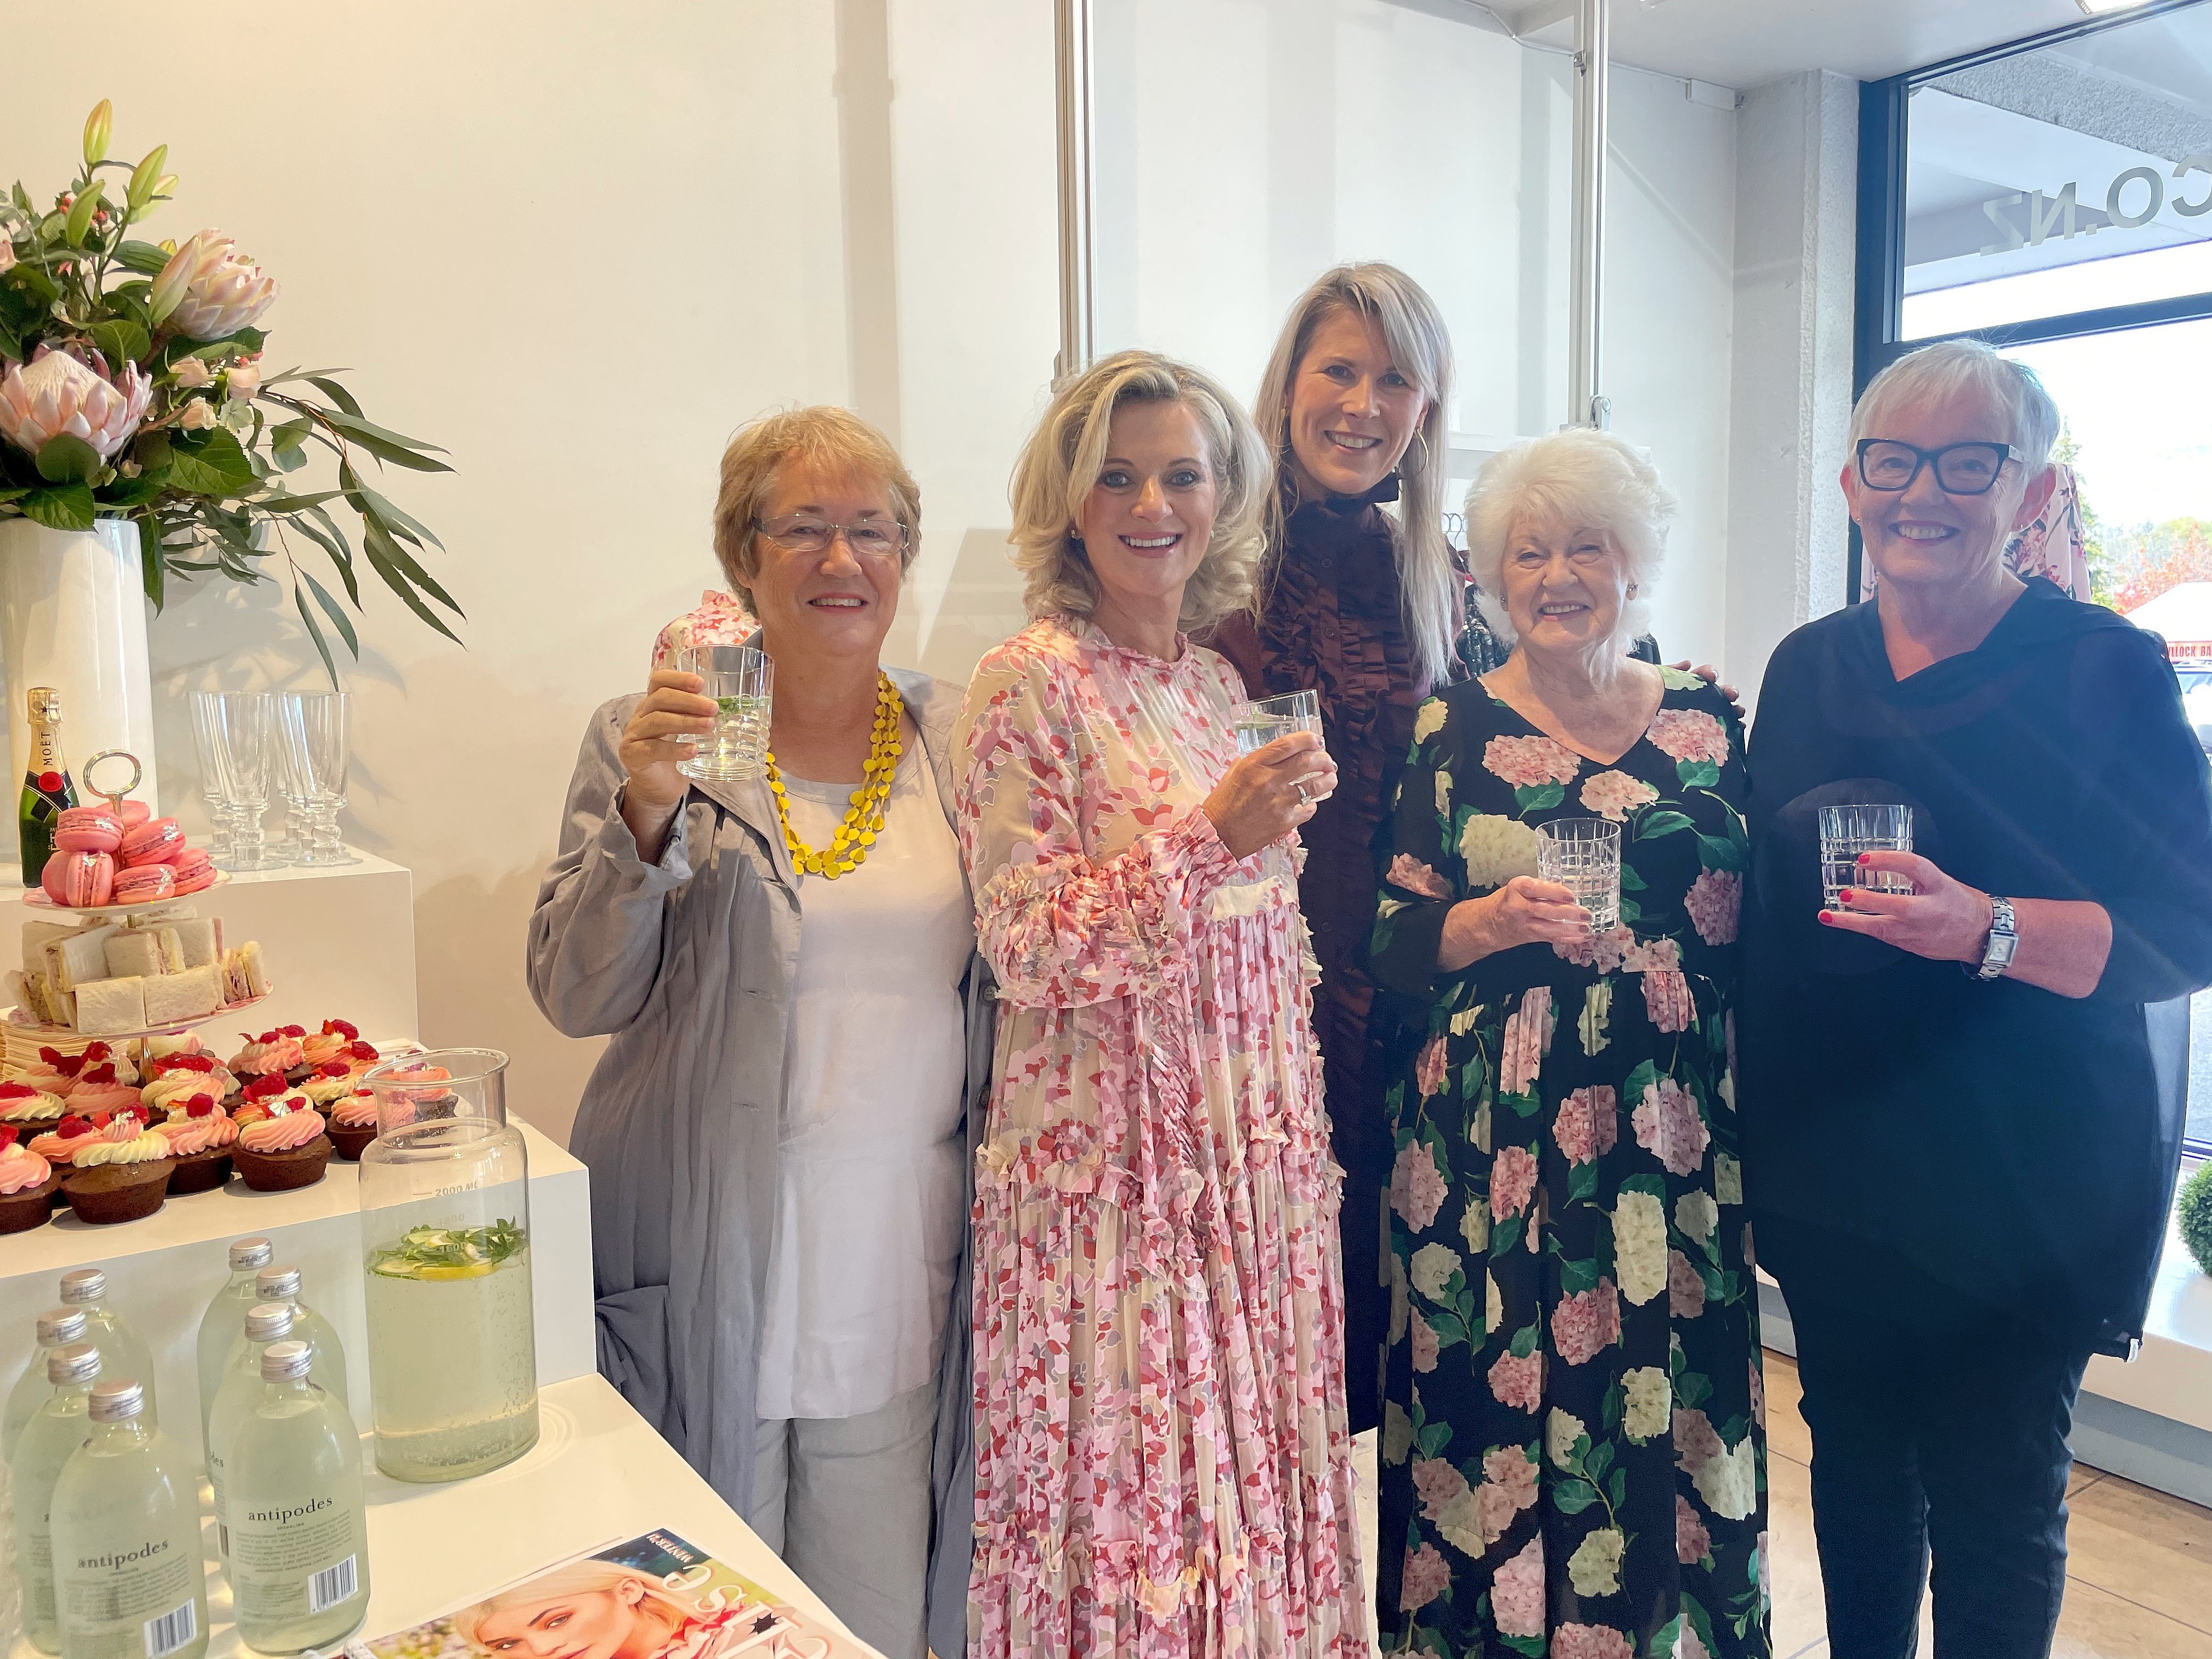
[1976,895,2018,981]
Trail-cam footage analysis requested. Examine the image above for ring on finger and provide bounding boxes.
[1295,782,1310,806]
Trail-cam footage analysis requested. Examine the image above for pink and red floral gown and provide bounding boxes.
[952,618,1367,1659]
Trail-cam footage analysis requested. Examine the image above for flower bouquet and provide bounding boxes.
[0,101,459,676]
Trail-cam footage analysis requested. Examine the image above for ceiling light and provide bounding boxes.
[2076,0,2154,13]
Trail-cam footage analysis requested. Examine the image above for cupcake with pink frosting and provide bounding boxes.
[326,1089,380,1160]
[30,1114,117,1163]
[142,1062,240,1116]
[298,1019,363,1071]
[63,1119,174,1224]
[67,1064,142,1118]
[0,1126,61,1233]
[232,1094,330,1192]
[155,1095,239,1194]
[76,1042,137,1086]
[17,1047,87,1097]
[140,1032,207,1069]
[0,1081,66,1128]
[228,1029,307,1088]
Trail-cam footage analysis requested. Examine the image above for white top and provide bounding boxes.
[754,744,972,1421]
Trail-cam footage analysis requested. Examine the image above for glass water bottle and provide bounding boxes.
[4,1310,89,1460]
[50,1380,207,1659]
[358,1048,539,1482]
[196,1238,273,1447]
[9,1345,100,1655]
[243,1269,348,1412]
[57,1272,155,1429]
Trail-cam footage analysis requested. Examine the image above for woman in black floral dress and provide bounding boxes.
[1369,430,1768,1659]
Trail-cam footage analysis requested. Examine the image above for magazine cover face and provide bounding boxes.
[356,1530,870,1659]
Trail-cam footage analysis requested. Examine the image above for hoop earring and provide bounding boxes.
[1408,430,1432,477]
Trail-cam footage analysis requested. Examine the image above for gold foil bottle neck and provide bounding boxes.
[27,686,60,725]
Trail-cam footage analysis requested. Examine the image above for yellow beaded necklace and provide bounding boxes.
[764,673,904,879]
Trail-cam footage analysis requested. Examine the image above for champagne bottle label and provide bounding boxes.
[18,687,77,887]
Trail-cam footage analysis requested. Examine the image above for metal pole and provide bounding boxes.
[1054,0,1096,382]
[1568,0,1609,429]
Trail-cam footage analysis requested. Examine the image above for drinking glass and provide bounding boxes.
[1537,817,1622,932]
[276,691,360,867]
[1818,804,1914,905]
[675,645,774,783]
[188,692,285,872]
[1232,689,1322,757]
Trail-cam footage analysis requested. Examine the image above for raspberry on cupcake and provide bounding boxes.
[153,1094,238,1194]
[66,1064,142,1118]
[229,1028,307,1088]
[29,1114,109,1164]
[298,1019,363,1072]
[0,1126,61,1233]
[18,1047,87,1098]
[0,1081,67,1129]
[75,1042,137,1086]
[232,1072,292,1125]
[142,1057,240,1116]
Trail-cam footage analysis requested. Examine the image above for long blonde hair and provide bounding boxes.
[1252,263,1458,690]
[455,1561,697,1656]
[1007,349,1271,634]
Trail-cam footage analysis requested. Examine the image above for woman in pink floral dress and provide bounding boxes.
[953,351,1365,1658]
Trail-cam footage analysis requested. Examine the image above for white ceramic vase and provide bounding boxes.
[0,517,161,821]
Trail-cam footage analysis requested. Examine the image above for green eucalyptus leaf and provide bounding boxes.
[139,515,165,608]
[19,484,96,531]
[357,506,461,615]
[253,490,345,514]
[359,531,462,645]
[297,506,360,603]
[300,567,360,658]
[294,584,341,687]
[33,434,103,486]
[87,319,150,368]
[353,481,444,550]
[115,239,170,276]
[301,374,363,416]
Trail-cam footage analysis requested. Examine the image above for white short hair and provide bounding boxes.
[1464,428,1675,654]
[1850,338,2061,475]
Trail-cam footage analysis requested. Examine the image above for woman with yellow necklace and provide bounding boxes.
[529,407,990,1659]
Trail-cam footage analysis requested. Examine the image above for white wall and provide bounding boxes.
[2,0,1741,1149]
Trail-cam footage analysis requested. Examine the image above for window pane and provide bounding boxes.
[1902,5,2212,340]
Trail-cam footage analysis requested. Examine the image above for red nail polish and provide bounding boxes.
[1857,853,1871,866]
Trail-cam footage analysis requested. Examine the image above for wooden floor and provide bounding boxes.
[1352,1350,2212,1655]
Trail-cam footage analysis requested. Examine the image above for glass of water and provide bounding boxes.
[676,645,773,782]
[1233,691,1323,755]
[1537,817,1622,932]
[1819,804,1914,905]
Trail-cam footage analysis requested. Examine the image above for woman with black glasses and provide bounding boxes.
[1740,339,2212,1656]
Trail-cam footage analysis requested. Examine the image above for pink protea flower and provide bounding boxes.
[1685,867,1742,946]
[0,345,150,461]
[1488,1347,1544,1412]
[1387,852,1453,900]
[1634,1075,1709,1176]
[1579,769,1657,821]
[1492,1537,1546,1638]
[1675,1493,1713,1563]
[154,230,279,341]
[1414,1034,1451,1102]
[1483,733,1581,788]
[1554,1277,1622,1365]
[1399,1542,1451,1612]
[1554,1085,1618,1165]
[1669,1248,1708,1318]
[1648,707,1730,765]
[1555,1624,1635,1659]
[1391,1139,1448,1230]
[1491,1143,1538,1220]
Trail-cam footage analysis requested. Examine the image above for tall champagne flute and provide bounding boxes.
[276,691,360,867]
[189,692,285,872]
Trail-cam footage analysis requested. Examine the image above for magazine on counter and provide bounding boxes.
[349,1528,868,1659]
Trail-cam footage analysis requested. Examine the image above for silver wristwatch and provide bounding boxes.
[1974,895,2018,981]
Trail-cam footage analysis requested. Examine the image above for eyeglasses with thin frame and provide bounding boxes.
[752,515,909,558]
[1855,439,2015,496]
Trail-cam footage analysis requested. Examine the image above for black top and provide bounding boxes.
[1740,579,2212,1351]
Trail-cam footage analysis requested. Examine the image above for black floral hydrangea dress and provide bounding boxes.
[1367,669,1769,1659]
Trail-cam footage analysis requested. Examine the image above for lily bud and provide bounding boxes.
[63,185,103,248]
[146,247,193,324]
[127,145,168,209]
[83,100,112,168]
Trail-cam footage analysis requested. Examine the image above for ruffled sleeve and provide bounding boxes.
[952,636,1244,1008]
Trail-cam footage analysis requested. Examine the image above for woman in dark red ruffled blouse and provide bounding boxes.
[1205,263,1492,1434]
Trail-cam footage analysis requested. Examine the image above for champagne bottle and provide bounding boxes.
[4,1310,90,1462]
[49,1379,208,1659]
[18,689,78,888]
[10,1345,101,1655]
[195,1238,273,1448]
[220,1341,369,1654]
[57,1273,155,1430]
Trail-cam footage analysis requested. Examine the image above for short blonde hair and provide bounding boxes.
[1008,349,1270,634]
[1850,338,2061,475]
[1253,263,1459,690]
[710,406,920,614]
[1465,428,1675,656]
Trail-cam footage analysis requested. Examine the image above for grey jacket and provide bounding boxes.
[525,667,984,1657]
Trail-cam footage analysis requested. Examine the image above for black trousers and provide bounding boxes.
[1766,1223,2094,1659]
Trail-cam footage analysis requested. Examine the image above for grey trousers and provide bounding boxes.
[748,1383,936,1659]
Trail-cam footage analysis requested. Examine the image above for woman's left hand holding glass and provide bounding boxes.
[1819,850,1991,963]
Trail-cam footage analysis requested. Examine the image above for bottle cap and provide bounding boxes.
[229,1237,274,1271]
[47,1343,100,1385]
[243,1303,295,1343]
[87,1379,144,1423]
[59,1267,105,1304]
[29,687,60,721]
[261,1340,313,1383]
[36,1308,88,1347]
[255,1266,303,1301]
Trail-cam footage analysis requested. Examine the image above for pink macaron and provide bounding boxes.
[53,808,123,855]
[43,850,115,908]
[168,850,217,895]
[118,800,151,828]
[116,816,185,867]
[111,865,176,904]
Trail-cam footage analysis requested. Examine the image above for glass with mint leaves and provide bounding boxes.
[356,1049,538,1482]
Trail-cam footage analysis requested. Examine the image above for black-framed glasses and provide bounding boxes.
[1855,439,2014,496]
[752,515,909,557]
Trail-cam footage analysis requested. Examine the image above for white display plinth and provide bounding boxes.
[0,1373,878,1659]
[0,849,420,1050]
[0,1117,592,1462]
